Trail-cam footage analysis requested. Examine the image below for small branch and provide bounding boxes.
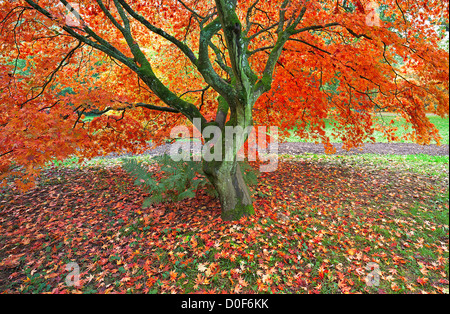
[345,27,372,40]
[288,38,331,55]
[135,103,181,114]
[19,40,83,108]
[208,40,233,75]
[179,86,211,98]
[73,107,87,129]
[38,100,62,112]
[0,150,14,158]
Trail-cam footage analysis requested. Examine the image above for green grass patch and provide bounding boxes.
[287,115,449,145]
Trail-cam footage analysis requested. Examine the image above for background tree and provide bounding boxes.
[1,0,448,220]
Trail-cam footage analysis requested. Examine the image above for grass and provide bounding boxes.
[0,153,448,294]
[287,115,449,145]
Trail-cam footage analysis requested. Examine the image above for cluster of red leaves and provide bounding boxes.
[0,160,448,294]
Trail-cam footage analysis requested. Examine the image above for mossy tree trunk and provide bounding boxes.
[203,160,254,221]
[202,95,255,221]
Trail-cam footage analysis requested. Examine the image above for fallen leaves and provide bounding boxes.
[0,159,448,294]
[417,277,429,286]
[0,254,23,269]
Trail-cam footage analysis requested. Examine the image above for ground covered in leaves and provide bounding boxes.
[0,157,448,294]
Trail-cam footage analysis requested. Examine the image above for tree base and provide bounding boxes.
[221,202,255,221]
[204,161,255,221]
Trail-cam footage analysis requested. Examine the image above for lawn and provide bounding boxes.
[0,153,448,294]
[287,115,450,145]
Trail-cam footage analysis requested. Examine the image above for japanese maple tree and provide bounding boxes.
[1,0,448,220]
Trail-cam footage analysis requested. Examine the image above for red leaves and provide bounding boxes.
[0,157,448,293]
[417,277,429,286]
[354,0,366,14]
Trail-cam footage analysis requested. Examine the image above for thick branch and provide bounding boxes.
[198,17,236,99]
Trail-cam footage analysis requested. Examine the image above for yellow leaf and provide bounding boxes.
[198,263,207,273]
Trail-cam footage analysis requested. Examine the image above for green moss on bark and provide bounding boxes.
[221,201,255,221]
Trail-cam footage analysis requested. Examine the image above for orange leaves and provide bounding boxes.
[0,0,448,193]
[169,270,178,282]
[194,273,210,286]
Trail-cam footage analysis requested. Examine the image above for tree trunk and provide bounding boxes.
[203,160,254,221]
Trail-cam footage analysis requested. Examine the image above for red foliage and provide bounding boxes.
[0,0,448,188]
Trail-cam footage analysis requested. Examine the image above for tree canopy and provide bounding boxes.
[1,0,449,198]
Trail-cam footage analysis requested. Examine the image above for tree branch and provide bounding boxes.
[292,22,340,34]
[179,86,211,99]
[24,0,138,71]
[198,16,236,99]
[19,40,83,107]
[178,0,206,20]
[116,0,199,67]
[288,38,331,55]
